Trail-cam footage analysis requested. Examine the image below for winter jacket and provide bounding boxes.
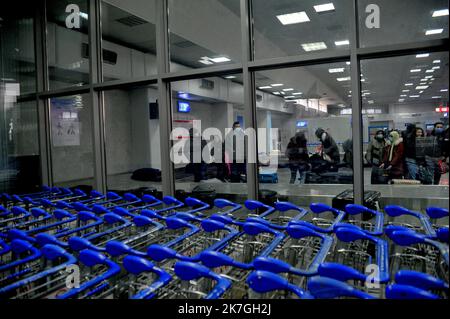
[365,138,385,166]
[383,137,405,178]
[286,133,309,165]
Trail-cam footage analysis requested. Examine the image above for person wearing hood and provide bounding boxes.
[365,129,386,183]
[315,128,340,171]
[381,130,405,180]
[286,132,310,184]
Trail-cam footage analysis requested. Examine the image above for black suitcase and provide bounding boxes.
[191,184,216,205]
[332,189,381,220]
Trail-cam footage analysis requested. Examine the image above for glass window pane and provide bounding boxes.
[101,0,157,82]
[46,0,90,89]
[0,99,41,194]
[255,64,353,205]
[361,52,449,210]
[0,3,37,94]
[168,0,241,71]
[171,74,248,202]
[103,84,162,192]
[50,94,95,188]
[358,0,449,48]
[252,0,352,60]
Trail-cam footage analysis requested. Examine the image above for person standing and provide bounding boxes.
[315,128,340,172]
[381,130,405,180]
[365,130,386,183]
[286,132,310,184]
[403,124,419,180]
[225,121,247,182]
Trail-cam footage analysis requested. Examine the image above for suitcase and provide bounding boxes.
[332,189,381,220]
[259,172,279,183]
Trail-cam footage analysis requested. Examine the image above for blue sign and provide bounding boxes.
[296,121,308,128]
[177,101,191,113]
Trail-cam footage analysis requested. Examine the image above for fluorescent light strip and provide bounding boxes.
[416,53,430,58]
[400,95,407,97]
[432,9,449,17]
[270,83,284,87]
[432,96,442,99]
[224,76,236,79]
[426,69,435,73]
[276,11,310,25]
[259,86,272,89]
[293,92,303,95]
[198,59,214,65]
[328,68,345,73]
[210,57,231,63]
[398,99,405,102]
[433,60,441,64]
[301,42,327,51]
[273,92,281,95]
[441,89,448,92]
[416,85,429,90]
[402,90,410,92]
[314,3,335,13]
[404,83,413,86]
[432,66,440,70]
[409,95,420,98]
[410,69,421,73]
[425,29,444,35]
[335,40,350,46]
[282,88,294,92]
[337,77,351,82]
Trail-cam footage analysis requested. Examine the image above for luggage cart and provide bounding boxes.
[426,207,449,243]
[39,190,105,211]
[148,261,231,299]
[318,225,390,299]
[251,224,334,290]
[1,207,34,231]
[162,197,210,218]
[208,200,275,228]
[387,229,449,297]
[246,270,312,299]
[0,244,77,299]
[104,217,199,262]
[0,239,42,280]
[334,204,384,236]
[385,270,448,299]
[1,208,54,235]
[288,203,346,233]
[384,205,436,238]
[196,222,286,299]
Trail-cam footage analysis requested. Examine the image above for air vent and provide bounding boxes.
[200,79,215,90]
[173,40,195,48]
[116,15,148,27]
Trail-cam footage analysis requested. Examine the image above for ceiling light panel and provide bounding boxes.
[276,11,310,25]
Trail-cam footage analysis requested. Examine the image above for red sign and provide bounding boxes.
[436,106,449,113]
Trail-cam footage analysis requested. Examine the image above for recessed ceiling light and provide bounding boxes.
[410,69,421,73]
[271,83,284,87]
[337,77,351,82]
[432,96,442,99]
[280,92,286,95]
[314,3,335,13]
[259,86,272,89]
[276,11,310,25]
[419,91,424,94]
[301,42,328,51]
[432,9,449,17]
[210,57,231,63]
[433,60,441,64]
[400,95,407,97]
[425,29,444,35]
[368,100,374,104]
[416,85,429,90]
[441,89,448,92]
[348,94,352,97]
[293,92,303,95]
[198,59,214,65]
[426,69,435,73]
[335,40,350,46]
[398,99,405,102]
[402,89,410,92]
[282,88,294,91]
[273,92,281,95]
[224,75,236,79]
[432,66,440,70]
[416,53,430,58]
[328,68,345,73]
[404,83,413,86]
[409,95,420,98]
[425,75,434,79]
[346,61,351,65]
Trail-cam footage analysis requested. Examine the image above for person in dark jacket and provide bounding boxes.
[381,130,405,180]
[425,122,447,185]
[286,132,310,184]
[315,128,340,171]
[365,129,386,183]
[403,124,419,180]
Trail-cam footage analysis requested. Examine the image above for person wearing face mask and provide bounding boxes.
[315,128,340,172]
[365,129,386,183]
[424,122,448,185]
[381,130,405,180]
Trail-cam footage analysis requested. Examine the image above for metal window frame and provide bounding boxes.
[21,0,448,203]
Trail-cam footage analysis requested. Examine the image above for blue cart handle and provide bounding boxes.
[318,262,367,282]
[174,261,231,299]
[246,270,311,299]
[308,276,375,299]
[395,270,449,290]
[147,244,194,262]
[199,250,252,269]
[426,207,449,219]
[253,256,307,276]
[386,284,440,300]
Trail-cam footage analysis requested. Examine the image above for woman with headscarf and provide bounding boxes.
[365,129,386,183]
[286,132,310,184]
[381,130,405,180]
